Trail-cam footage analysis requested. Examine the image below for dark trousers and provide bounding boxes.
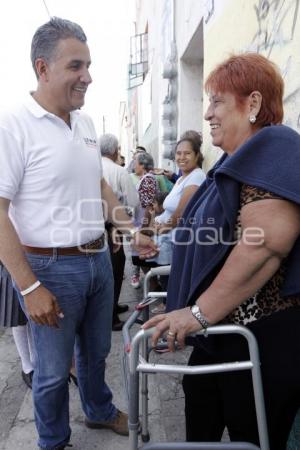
[108,233,126,322]
[183,307,300,450]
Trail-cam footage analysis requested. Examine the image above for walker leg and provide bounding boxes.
[141,307,150,440]
[129,372,140,450]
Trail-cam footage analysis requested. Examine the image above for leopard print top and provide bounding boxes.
[225,185,300,325]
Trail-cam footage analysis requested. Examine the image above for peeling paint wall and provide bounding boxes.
[203,0,300,170]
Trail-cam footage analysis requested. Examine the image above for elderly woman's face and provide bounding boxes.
[135,159,144,176]
[204,91,254,154]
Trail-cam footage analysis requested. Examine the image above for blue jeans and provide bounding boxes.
[16,249,117,450]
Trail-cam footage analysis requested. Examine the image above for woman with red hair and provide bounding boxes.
[144,53,300,449]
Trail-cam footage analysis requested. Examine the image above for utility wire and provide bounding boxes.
[42,0,51,18]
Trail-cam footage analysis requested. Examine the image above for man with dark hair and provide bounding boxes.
[0,17,156,450]
[135,145,146,153]
[119,155,125,167]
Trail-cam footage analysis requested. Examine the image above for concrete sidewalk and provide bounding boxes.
[0,261,188,450]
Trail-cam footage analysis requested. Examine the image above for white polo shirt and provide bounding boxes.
[0,94,105,247]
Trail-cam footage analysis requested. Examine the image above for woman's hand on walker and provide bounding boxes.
[142,307,202,352]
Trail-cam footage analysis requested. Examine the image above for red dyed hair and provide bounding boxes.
[205,53,284,126]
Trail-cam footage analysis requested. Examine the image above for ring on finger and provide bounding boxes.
[167,330,176,338]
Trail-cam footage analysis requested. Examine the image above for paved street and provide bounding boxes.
[0,259,189,450]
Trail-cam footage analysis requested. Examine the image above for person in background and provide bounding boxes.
[0,260,35,388]
[149,191,169,226]
[146,191,170,312]
[152,168,174,194]
[115,145,125,167]
[131,152,157,288]
[100,133,139,331]
[147,134,205,311]
[143,53,300,450]
[154,134,205,234]
[119,155,125,167]
[128,147,150,288]
[130,146,173,289]
[163,130,203,183]
[0,17,156,450]
[136,145,146,153]
[12,324,35,388]
[127,145,147,174]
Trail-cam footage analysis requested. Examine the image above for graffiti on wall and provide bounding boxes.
[251,0,299,56]
[249,0,300,128]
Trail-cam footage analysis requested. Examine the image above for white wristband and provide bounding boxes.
[20,280,41,296]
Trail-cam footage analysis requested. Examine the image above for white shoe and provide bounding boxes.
[130,274,140,289]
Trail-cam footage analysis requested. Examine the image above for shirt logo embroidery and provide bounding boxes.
[84,138,97,149]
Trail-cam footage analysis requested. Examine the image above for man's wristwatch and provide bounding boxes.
[190,304,210,330]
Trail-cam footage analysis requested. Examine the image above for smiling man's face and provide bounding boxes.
[41,37,92,121]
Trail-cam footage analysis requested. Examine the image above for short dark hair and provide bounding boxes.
[31,17,87,78]
[136,145,146,153]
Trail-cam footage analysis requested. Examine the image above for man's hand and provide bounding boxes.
[24,285,64,327]
[133,230,159,259]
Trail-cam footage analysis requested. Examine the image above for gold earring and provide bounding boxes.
[249,115,256,124]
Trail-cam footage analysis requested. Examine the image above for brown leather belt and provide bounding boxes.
[22,234,106,256]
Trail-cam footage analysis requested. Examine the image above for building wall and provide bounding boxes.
[127,0,300,173]
[178,60,203,136]
[176,0,204,140]
[126,0,205,170]
[133,0,168,165]
[176,0,204,59]
[202,0,300,170]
